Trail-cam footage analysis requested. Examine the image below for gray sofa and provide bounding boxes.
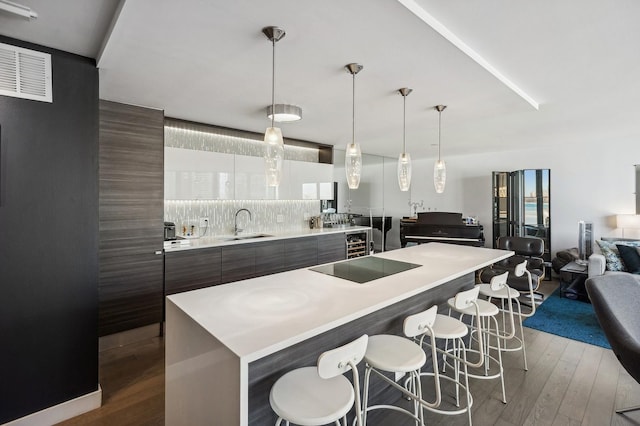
[586,273,640,413]
[588,238,640,278]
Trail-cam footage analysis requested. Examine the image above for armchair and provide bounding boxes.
[480,236,545,294]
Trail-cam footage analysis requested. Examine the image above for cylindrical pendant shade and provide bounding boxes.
[264,127,284,187]
[397,152,412,192]
[434,159,446,193]
[345,142,362,189]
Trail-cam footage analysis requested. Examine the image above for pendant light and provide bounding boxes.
[397,88,413,192]
[262,26,286,187]
[434,105,447,193]
[345,63,363,190]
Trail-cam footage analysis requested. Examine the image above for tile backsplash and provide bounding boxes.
[165,199,321,237]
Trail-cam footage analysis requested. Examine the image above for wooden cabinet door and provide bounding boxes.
[284,237,318,270]
[222,245,256,283]
[317,233,346,264]
[99,100,164,336]
[254,240,286,277]
[165,248,222,295]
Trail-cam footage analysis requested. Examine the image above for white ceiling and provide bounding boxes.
[2,0,640,159]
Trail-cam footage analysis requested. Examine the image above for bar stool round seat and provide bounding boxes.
[478,261,533,371]
[269,334,369,426]
[415,310,475,424]
[362,307,443,426]
[447,283,507,404]
[270,367,354,425]
[365,334,427,373]
[448,297,499,318]
[430,314,469,340]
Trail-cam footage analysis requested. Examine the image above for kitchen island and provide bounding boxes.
[165,243,512,425]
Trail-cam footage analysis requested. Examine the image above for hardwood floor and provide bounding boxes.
[58,280,640,426]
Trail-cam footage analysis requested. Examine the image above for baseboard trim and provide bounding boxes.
[3,386,102,426]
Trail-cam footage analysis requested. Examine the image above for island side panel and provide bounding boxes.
[165,300,241,425]
[247,272,474,425]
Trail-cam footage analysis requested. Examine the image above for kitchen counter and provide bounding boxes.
[165,243,512,425]
[163,225,371,251]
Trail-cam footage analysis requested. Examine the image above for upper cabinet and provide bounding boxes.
[165,147,234,200]
[165,147,333,201]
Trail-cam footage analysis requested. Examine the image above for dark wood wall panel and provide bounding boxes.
[248,273,474,425]
[284,237,318,269]
[317,233,346,264]
[222,245,256,283]
[254,240,285,276]
[165,248,222,295]
[99,100,165,336]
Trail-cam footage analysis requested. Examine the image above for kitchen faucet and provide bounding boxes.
[234,208,252,235]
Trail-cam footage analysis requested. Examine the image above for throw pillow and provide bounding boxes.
[596,240,640,272]
[616,244,640,274]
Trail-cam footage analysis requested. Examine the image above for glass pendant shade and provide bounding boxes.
[434,159,446,193]
[397,152,412,192]
[264,126,284,187]
[345,142,362,189]
[433,104,447,194]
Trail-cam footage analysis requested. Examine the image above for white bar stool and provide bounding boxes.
[478,264,530,371]
[361,305,442,426]
[410,287,484,425]
[447,282,507,404]
[269,334,369,426]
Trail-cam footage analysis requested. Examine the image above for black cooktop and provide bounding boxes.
[310,256,421,284]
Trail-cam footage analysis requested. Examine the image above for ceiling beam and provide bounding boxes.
[397,0,539,110]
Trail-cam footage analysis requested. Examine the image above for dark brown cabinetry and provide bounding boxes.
[165,248,222,295]
[164,233,349,297]
[222,245,256,283]
[255,240,286,276]
[284,237,319,270]
[98,100,165,336]
[318,233,347,264]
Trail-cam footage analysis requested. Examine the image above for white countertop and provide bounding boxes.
[163,225,371,251]
[166,243,512,362]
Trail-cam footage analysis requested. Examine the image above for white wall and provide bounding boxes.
[409,140,640,255]
[334,139,639,255]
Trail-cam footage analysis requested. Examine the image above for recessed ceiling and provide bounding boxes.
[2,0,640,159]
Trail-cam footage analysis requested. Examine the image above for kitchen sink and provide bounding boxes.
[219,233,273,241]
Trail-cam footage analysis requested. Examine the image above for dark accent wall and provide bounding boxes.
[0,36,99,423]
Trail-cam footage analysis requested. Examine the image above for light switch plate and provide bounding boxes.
[277,214,284,223]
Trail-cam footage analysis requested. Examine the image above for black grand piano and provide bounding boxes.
[400,212,484,248]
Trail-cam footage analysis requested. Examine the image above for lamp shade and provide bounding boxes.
[397,152,411,192]
[434,159,446,193]
[616,214,640,229]
[264,126,284,186]
[345,142,362,189]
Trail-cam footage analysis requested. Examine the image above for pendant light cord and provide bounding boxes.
[402,94,406,154]
[352,72,356,145]
[437,109,442,161]
[271,38,276,129]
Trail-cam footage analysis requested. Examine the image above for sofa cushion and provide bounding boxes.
[617,244,640,274]
[596,240,640,272]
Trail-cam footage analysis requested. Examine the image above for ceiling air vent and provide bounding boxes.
[0,42,52,103]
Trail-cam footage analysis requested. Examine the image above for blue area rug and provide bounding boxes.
[523,288,611,349]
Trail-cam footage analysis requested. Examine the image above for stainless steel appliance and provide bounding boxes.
[164,221,176,240]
